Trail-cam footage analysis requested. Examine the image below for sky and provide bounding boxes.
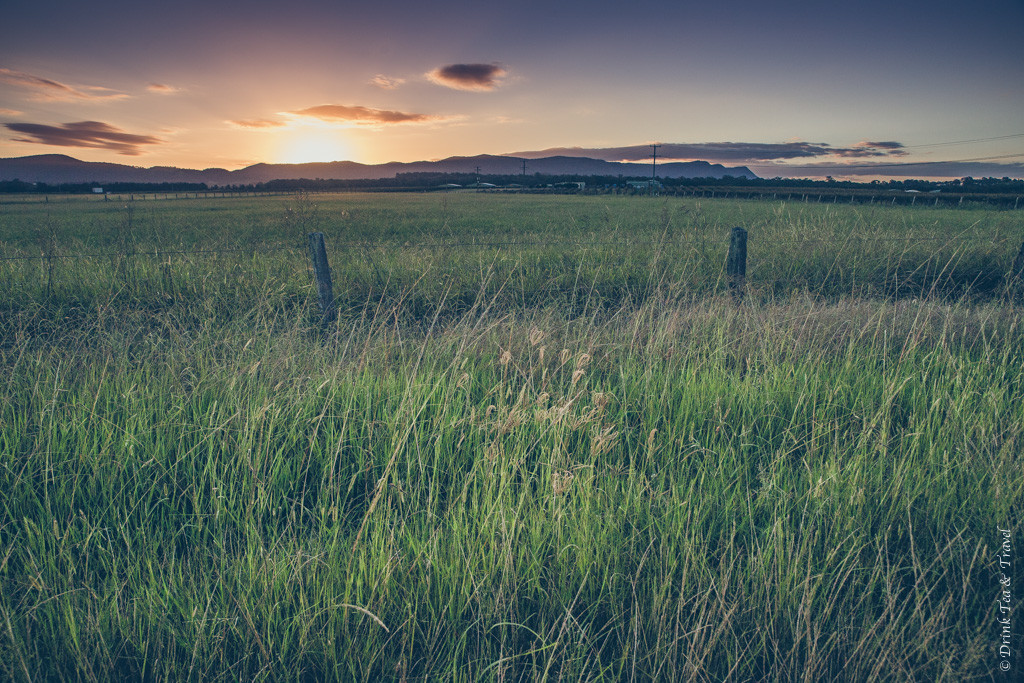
[2,0,1023,180]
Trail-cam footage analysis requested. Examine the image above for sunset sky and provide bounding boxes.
[2,0,1023,179]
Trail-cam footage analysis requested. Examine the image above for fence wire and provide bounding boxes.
[0,234,1008,263]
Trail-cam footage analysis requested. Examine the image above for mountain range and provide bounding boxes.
[0,154,757,185]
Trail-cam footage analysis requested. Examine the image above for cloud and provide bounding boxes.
[0,68,129,102]
[426,63,506,91]
[4,120,162,155]
[370,74,405,90]
[287,104,446,125]
[147,83,182,95]
[751,159,1024,180]
[856,140,904,150]
[511,141,911,163]
[833,141,909,158]
[0,108,23,116]
[228,118,286,129]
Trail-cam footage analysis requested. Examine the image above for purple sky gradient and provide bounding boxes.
[1,0,1022,178]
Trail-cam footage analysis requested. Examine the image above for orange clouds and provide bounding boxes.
[146,83,182,95]
[287,105,443,125]
[370,74,406,90]
[228,119,287,129]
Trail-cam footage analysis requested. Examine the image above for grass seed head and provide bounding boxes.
[592,424,619,456]
[552,469,574,495]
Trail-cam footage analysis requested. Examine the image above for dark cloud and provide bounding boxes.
[0,68,129,102]
[287,104,442,124]
[4,120,162,155]
[833,141,909,158]
[512,141,911,163]
[426,63,506,91]
[857,140,905,150]
[513,141,1022,178]
[751,160,1024,180]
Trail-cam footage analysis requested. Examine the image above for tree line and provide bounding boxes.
[1,174,1021,195]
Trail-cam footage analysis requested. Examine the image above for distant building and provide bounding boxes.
[91,187,104,194]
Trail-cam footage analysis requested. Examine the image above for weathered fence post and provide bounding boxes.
[307,232,336,325]
[726,226,748,302]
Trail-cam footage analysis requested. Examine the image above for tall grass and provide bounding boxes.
[1,193,1022,680]
[1,193,1020,311]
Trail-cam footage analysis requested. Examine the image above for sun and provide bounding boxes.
[275,128,354,164]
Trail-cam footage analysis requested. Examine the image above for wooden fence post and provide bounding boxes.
[307,232,336,324]
[726,226,747,301]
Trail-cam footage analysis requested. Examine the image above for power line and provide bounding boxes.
[833,152,1024,170]
[900,133,1024,150]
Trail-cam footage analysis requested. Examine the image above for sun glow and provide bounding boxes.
[275,127,355,164]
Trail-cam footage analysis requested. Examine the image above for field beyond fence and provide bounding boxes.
[1,192,1022,680]
[2,191,1024,311]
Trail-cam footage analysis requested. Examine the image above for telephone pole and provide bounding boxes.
[521,159,527,177]
[651,143,661,195]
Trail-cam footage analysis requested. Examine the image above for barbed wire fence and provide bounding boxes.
[2,232,1014,262]
[3,226,1024,311]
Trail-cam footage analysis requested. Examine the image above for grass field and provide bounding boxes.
[1,192,1022,680]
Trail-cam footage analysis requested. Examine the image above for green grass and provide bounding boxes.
[1,193,1022,680]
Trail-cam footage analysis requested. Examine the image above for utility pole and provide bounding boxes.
[521,159,527,177]
[650,143,661,195]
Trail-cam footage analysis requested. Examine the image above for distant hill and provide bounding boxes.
[0,153,758,185]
